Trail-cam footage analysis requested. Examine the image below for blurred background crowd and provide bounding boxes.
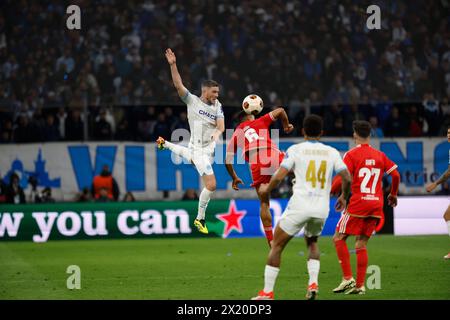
[0,0,449,143]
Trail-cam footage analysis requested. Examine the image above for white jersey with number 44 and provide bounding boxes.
[281,141,347,218]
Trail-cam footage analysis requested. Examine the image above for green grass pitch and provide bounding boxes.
[0,235,448,300]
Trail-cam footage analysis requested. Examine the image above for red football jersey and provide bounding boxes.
[226,112,279,162]
[344,144,397,218]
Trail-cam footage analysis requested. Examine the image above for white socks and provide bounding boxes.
[262,260,319,293]
[164,141,192,163]
[447,220,450,237]
[197,188,214,220]
[307,259,320,285]
[263,265,280,293]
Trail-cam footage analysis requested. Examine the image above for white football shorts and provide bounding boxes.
[189,143,215,176]
[278,209,325,237]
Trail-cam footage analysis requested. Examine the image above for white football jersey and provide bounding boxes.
[281,140,347,218]
[181,91,224,149]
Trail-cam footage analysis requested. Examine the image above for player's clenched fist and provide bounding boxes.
[387,194,397,207]
[165,48,176,65]
[284,124,294,134]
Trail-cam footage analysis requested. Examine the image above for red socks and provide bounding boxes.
[356,247,368,288]
[264,227,273,247]
[334,239,353,280]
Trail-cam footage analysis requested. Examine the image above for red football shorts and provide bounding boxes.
[250,148,285,188]
[336,212,381,237]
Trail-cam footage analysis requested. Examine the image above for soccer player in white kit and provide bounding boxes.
[158,48,225,234]
[425,126,450,259]
[252,115,351,300]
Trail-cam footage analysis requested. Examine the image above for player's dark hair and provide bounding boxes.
[303,114,323,137]
[238,111,248,122]
[353,120,372,138]
[201,79,219,88]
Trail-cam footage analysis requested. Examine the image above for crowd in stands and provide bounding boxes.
[0,98,448,143]
[0,0,449,143]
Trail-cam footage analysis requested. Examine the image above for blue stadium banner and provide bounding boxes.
[0,138,448,201]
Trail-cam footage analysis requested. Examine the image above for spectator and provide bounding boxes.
[115,119,134,141]
[327,116,346,137]
[344,103,366,135]
[172,111,190,132]
[65,109,84,141]
[13,115,32,143]
[55,107,67,139]
[93,108,113,140]
[304,49,322,83]
[75,187,92,202]
[0,119,13,143]
[369,116,384,138]
[137,106,157,141]
[0,175,7,203]
[6,173,26,204]
[27,175,39,203]
[91,165,120,201]
[123,192,136,202]
[56,47,75,74]
[323,102,343,135]
[42,114,61,142]
[152,113,170,140]
[384,107,407,137]
[37,187,56,203]
[182,189,198,201]
[422,93,441,136]
[407,105,426,137]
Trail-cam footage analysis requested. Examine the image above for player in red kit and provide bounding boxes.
[330,120,400,294]
[225,106,294,247]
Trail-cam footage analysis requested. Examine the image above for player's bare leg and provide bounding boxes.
[305,236,320,300]
[443,205,450,259]
[256,184,273,247]
[345,235,369,294]
[194,174,216,234]
[332,232,356,293]
[156,137,193,163]
[252,225,293,300]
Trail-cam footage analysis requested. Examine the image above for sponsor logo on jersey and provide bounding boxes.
[199,110,216,120]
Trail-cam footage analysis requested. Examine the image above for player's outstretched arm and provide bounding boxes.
[270,107,294,133]
[165,48,188,98]
[426,165,450,193]
[335,169,351,211]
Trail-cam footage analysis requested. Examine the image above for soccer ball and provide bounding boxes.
[242,94,264,115]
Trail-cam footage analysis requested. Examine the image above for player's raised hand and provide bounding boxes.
[284,124,294,134]
[165,48,176,65]
[387,194,398,207]
[425,182,437,193]
[334,195,347,212]
[232,177,244,190]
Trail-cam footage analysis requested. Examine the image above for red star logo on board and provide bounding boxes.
[216,200,247,238]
